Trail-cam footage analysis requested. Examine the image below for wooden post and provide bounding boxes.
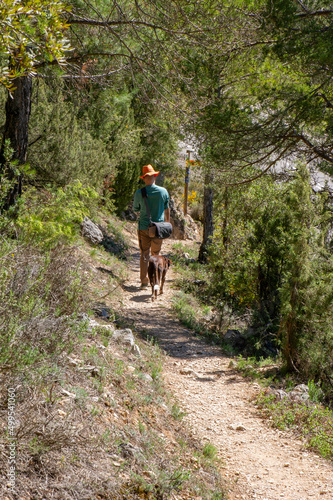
[183,149,191,215]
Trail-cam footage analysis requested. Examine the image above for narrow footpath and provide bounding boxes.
[121,232,333,500]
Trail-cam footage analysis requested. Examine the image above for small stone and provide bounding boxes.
[180,368,192,375]
[131,344,141,356]
[284,463,290,467]
[61,388,76,398]
[228,423,247,431]
[67,356,80,366]
[180,368,198,376]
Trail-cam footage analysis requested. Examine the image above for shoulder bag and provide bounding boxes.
[141,187,173,239]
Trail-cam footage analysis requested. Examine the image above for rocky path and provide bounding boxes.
[121,233,333,500]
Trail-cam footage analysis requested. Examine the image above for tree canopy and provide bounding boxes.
[185,0,333,184]
[0,0,71,90]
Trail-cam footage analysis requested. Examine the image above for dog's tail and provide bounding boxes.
[154,284,160,292]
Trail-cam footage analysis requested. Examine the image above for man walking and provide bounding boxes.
[133,164,170,288]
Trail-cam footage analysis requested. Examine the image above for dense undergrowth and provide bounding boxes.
[171,168,333,406]
[257,391,333,459]
[170,237,333,463]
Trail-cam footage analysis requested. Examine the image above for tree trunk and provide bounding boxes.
[0,75,32,208]
[198,172,214,263]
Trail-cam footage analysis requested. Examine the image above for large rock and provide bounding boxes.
[81,217,104,244]
[288,384,310,402]
[269,384,310,403]
[110,328,141,356]
[223,329,246,349]
[169,198,199,240]
[111,328,135,346]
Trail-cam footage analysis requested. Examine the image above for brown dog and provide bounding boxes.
[147,255,171,301]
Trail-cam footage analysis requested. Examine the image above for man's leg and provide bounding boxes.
[138,230,151,285]
[151,236,162,256]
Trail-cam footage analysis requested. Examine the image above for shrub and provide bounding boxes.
[0,242,88,374]
[17,181,99,248]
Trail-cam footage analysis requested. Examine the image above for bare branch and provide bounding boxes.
[67,15,214,36]
[289,133,333,164]
[297,9,333,18]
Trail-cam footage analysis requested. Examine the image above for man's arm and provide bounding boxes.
[164,207,170,222]
[133,190,141,212]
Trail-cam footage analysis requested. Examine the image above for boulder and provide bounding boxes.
[270,389,288,400]
[288,384,310,402]
[110,328,141,356]
[169,197,199,240]
[224,329,246,349]
[81,217,104,244]
[111,329,135,347]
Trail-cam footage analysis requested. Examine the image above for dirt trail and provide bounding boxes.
[121,231,333,500]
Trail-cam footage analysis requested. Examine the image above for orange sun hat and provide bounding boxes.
[140,164,160,178]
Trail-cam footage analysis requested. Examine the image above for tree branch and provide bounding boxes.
[297,9,333,18]
[67,15,212,36]
[289,133,333,164]
[222,142,297,187]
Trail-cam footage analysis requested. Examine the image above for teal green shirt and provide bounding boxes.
[133,184,169,230]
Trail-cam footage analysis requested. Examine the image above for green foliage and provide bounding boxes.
[0,139,35,213]
[172,291,214,338]
[0,0,71,90]
[210,175,284,314]
[202,165,333,397]
[28,80,115,190]
[308,380,324,404]
[26,78,181,214]
[276,169,333,390]
[130,466,191,498]
[202,442,218,460]
[171,403,187,422]
[184,2,333,185]
[257,392,333,459]
[16,181,98,248]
